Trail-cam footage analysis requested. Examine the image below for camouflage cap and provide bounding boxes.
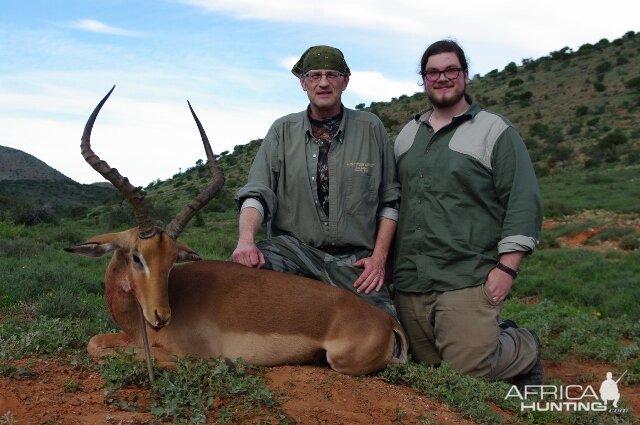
[291,45,351,78]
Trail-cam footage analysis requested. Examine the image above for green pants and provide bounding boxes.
[394,284,537,380]
[256,235,397,318]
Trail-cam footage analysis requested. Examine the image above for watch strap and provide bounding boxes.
[496,262,519,279]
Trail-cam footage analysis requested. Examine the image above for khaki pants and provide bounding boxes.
[256,235,397,318]
[394,284,537,379]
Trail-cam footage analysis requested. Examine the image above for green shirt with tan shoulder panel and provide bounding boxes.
[393,102,542,293]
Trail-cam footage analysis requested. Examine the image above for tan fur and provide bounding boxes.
[68,232,407,375]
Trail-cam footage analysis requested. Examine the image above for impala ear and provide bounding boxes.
[64,241,120,258]
[176,242,202,262]
[64,232,125,258]
[176,249,202,262]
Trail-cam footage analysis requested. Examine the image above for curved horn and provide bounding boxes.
[81,86,156,238]
[165,101,225,240]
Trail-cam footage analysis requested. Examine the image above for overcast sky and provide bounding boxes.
[1,0,638,185]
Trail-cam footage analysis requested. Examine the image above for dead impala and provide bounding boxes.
[65,87,408,376]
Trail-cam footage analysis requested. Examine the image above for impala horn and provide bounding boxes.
[165,101,225,240]
[81,86,156,239]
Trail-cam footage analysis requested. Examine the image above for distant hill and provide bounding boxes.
[0,145,74,182]
[0,145,115,223]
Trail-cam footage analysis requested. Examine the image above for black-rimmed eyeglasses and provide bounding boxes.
[421,68,463,82]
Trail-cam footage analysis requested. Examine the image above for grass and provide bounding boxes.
[539,165,640,216]
[98,351,285,424]
[381,361,636,425]
[515,249,640,320]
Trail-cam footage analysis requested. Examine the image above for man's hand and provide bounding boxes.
[485,267,514,304]
[232,241,265,268]
[233,206,265,268]
[352,255,386,294]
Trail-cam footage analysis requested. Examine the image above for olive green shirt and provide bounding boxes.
[236,106,400,250]
[393,103,542,292]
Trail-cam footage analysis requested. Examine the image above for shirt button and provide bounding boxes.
[312,154,317,158]
[311,177,315,181]
[324,222,329,226]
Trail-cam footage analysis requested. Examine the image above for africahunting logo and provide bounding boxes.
[505,371,629,414]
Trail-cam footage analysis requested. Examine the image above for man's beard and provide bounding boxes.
[427,83,466,108]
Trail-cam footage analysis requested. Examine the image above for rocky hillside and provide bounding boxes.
[0,146,74,182]
[0,146,115,224]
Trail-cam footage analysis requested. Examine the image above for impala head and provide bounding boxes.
[65,86,224,330]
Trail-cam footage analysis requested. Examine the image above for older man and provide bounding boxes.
[233,45,399,317]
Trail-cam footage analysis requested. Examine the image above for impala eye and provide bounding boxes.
[132,252,143,267]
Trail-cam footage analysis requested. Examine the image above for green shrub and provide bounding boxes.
[11,202,57,226]
[508,78,523,88]
[0,316,97,359]
[619,234,640,251]
[98,349,150,394]
[595,61,612,74]
[575,105,589,117]
[150,357,276,424]
[624,76,640,91]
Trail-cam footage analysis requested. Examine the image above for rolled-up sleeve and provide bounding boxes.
[376,121,401,220]
[235,125,281,223]
[492,127,542,253]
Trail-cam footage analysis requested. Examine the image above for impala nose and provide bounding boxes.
[153,309,171,330]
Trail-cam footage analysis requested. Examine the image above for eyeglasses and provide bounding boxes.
[422,67,463,82]
[303,71,345,83]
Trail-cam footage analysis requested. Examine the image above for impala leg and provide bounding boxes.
[325,327,396,376]
[87,332,177,368]
[87,332,136,360]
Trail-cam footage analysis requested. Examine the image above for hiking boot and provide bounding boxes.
[512,329,544,389]
[499,319,518,330]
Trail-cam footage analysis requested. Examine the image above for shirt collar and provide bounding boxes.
[415,95,478,124]
[304,104,347,144]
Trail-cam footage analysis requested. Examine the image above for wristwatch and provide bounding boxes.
[495,262,519,279]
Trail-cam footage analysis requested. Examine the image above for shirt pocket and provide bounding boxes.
[345,169,376,215]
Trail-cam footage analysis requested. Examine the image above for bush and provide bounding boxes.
[595,61,612,74]
[619,235,640,251]
[504,61,518,74]
[575,105,589,117]
[508,78,523,88]
[11,202,57,226]
[599,130,628,150]
[625,76,640,91]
